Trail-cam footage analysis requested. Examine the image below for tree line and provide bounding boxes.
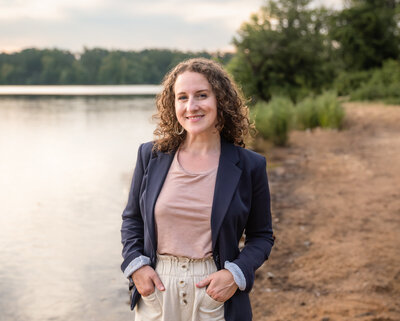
[0,48,232,85]
[0,0,399,104]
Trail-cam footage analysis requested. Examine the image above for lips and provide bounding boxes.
[186,115,204,119]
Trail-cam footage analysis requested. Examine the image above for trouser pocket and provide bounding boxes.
[198,288,225,321]
[135,290,162,321]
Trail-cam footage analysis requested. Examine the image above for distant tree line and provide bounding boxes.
[0,48,233,85]
[1,0,399,105]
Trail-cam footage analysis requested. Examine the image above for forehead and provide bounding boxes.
[174,71,212,93]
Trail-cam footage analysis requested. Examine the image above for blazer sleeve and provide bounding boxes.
[231,156,274,292]
[120,143,149,273]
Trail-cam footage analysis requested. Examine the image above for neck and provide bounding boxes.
[180,132,221,155]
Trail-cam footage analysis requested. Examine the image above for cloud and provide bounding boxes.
[0,0,110,21]
[0,10,235,52]
[0,0,343,53]
[0,0,261,25]
[127,0,262,29]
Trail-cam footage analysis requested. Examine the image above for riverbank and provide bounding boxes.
[252,102,400,321]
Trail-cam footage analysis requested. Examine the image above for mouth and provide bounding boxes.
[186,115,204,120]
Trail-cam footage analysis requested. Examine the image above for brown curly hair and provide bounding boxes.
[152,57,254,153]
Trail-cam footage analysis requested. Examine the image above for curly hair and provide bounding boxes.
[152,57,254,153]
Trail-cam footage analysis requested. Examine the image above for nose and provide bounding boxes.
[187,96,199,112]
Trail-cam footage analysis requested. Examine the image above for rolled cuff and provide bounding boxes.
[123,255,151,278]
[224,261,246,291]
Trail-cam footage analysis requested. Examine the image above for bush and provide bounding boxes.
[252,97,294,146]
[295,91,344,130]
[334,70,373,96]
[295,96,320,130]
[315,91,345,129]
[350,60,400,104]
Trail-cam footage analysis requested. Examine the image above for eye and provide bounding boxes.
[199,93,208,98]
[177,95,188,101]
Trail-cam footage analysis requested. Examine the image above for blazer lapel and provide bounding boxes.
[211,137,242,249]
[144,136,242,253]
[145,148,176,251]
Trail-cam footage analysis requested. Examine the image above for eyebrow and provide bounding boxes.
[176,89,210,95]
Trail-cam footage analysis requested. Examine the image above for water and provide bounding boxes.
[0,96,156,321]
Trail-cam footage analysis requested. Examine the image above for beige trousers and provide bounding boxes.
[134,254,225,321]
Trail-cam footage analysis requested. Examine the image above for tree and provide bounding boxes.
[39,49,75,84]
[0,48,232,85]
[79,47,109,84]
[330,0,400,70]
[229,0,335,102]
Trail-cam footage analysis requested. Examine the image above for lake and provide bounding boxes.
[0,96,156,321]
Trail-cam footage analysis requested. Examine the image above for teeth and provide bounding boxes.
[187,115,203,119]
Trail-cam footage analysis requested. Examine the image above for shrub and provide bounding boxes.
[295,96,320,130]
[334,70,373,96]
[350,60,400,103]
[252,97,294,146]
[315,91,345,129]
[295,91,344,130]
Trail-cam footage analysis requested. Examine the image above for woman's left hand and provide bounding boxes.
[196,269,238,302]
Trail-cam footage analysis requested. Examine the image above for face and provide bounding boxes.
[174,71,218,138]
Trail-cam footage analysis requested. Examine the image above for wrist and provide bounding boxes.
[224,261,246,291]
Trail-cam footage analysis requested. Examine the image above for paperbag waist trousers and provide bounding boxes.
[134,253,225,321]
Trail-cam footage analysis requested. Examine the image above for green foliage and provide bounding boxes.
[295,96,320,129]
[0,48,76,84]
[252,91,344,146]
[230,0,400,103]
[252,97,294,146]
[350,59,400,103]
[329,0,400,71]
[295,91,344,129]
[314,91,345,129]
[0,48,232,85]
[333,69,373,96]
[229,0,336,102]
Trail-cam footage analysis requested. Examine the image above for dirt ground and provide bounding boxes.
[251,102,400,321]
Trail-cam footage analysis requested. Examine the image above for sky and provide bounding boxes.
[0,0,344,54]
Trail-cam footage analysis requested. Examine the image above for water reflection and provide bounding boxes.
[0,97,156,321]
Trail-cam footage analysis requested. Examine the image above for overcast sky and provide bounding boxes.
[0,0,344,54]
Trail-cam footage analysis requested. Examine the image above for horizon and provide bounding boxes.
[0,46,237,55]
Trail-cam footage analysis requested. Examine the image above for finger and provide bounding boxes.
[151,273,165,291]
[141,286,155,297]
[196,277,211,288]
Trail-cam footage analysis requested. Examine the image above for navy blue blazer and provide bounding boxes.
[121,135,274,321]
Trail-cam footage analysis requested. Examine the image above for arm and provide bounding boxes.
[121,143,147,273]
[120,143,165,296]
[231,156,274,292]
[196,156,274,300]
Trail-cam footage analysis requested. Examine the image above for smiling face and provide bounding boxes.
[174,71,218,139]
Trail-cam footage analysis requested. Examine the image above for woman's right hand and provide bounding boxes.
[131,265,165,297]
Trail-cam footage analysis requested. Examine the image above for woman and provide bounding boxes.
[121,58,274,321]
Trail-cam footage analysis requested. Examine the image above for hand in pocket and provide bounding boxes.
[131,265,165,297]
[196,269,238,302]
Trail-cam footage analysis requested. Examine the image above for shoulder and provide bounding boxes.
[234,144,267,170]
[139,141,155,156]
[136,140,156,167]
